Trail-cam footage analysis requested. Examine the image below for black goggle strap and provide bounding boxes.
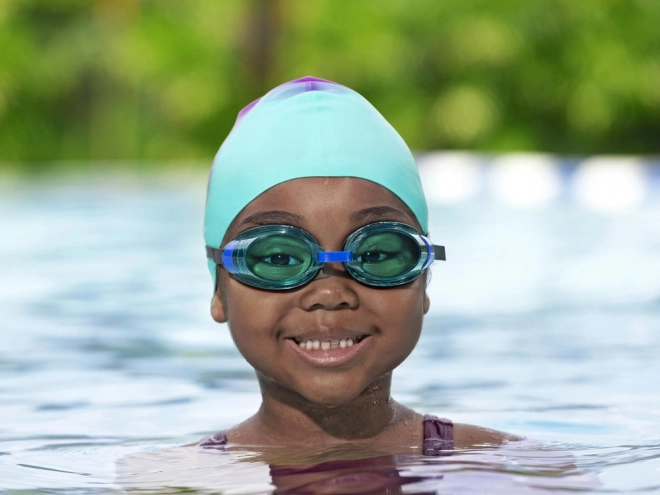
[433,245,446,261]
[206,246,221,264]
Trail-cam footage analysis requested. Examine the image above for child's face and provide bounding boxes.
[211,177,430,407]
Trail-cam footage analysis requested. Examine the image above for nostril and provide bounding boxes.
[300,277,360,311]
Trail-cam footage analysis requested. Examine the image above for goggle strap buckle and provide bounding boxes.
[221,241,240,273]
[205,243,241,273]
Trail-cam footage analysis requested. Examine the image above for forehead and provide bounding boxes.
[227,177,420,237]
[248,177,407,208]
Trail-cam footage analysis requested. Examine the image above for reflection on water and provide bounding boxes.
[116,442,600,494]
[1,170,660,493]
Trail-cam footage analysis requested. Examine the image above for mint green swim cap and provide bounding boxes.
[204,76,428,286]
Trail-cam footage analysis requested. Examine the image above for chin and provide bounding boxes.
[294,375,374,408]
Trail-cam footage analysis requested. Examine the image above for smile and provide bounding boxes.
[292,335,369,351]
[285,333,372,367]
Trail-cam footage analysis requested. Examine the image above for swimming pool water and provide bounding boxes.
[1,159,659,493]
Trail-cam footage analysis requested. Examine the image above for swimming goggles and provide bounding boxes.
[206,221,445,290]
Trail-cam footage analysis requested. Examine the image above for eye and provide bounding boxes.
[357,251,391,263]
[261,253,302,266]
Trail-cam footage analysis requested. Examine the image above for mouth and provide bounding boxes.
[290,335,370,351]
[284,333,372,367]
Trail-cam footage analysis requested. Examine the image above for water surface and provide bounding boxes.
[1,167,659,493]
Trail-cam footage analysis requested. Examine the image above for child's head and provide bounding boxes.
[203,77,441,407]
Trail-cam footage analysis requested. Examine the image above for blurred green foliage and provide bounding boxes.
[1,0,659,166]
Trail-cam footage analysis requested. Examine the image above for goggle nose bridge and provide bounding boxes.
[316,251,352,263]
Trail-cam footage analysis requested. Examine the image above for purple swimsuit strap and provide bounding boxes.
[198,430,228,448]
[422,414,454,456]
[199,415,453,455]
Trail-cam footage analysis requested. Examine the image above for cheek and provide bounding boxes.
[223,283,288,362]
[372,282,426,327]
[367,283,427,357]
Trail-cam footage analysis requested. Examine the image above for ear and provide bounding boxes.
[211,290,228,323]
[423,291,430,315]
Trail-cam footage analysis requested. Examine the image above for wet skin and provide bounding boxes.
[211,177,515,450]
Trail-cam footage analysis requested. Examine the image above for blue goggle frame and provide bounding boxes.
[206,221,445,290]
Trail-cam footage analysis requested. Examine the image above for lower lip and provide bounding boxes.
[285,337,371,367]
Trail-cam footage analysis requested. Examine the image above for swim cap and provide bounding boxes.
[204,76,428,285]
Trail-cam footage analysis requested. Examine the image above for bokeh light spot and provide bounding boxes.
[567,84,613,134]
[448,18,519,67]
[418,152,483,204]
[433,86,498,145]
[572,156,647,213]
[489,153,561,208]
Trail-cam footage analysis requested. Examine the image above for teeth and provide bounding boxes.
[294,336,365,351]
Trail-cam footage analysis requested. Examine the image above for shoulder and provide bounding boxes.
[452,423,523,448]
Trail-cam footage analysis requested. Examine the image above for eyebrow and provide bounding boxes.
[350,206,410,223]
[237,206,410,230]
[239,210,306,227]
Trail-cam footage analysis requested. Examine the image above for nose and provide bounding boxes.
[299,263,359,311]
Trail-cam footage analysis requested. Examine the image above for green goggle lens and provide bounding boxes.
[246,235,312,281]
[354,232,418,278]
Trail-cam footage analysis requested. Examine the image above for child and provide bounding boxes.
[200,76,517,455]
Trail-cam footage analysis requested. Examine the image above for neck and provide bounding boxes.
[253,373,403,445]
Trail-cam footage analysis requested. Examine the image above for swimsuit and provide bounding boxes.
[199,414,453,456]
